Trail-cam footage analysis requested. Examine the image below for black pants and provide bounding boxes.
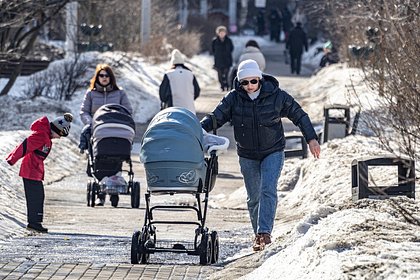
[290,53,302,74]
[23,178,44,224]
[216,67,230,90]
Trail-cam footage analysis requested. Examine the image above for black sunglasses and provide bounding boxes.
[240,79,259,86]
[98,73,109,78]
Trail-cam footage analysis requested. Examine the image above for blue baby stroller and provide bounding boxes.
[86,103,140,208]
[131,107,229,265]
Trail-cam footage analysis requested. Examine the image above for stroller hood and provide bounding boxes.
[140,107,204,164]
[92,103,136,144]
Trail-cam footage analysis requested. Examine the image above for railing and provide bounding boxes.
[0,59,50,78]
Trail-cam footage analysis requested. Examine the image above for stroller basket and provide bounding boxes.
[101,184,128,195]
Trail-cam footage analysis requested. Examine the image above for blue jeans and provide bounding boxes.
[239,151,284,234]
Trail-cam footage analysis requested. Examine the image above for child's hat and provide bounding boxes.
[50,113,73,137]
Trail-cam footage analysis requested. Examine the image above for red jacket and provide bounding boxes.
[6,116,52,181]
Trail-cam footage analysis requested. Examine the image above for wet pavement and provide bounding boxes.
[0,40,312,280]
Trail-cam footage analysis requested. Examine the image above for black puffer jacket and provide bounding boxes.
[211,36,234,69]
[201,74,317,160]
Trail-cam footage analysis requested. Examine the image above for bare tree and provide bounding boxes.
[0,0,71,96]
[76,1,201,59]
[304,0,420,161]
[24,53,90,101]
[357,0,420,161]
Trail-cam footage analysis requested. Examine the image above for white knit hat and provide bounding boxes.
[170,49,185,65]
[237,59,262,80]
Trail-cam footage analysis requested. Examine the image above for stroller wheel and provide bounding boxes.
[131,231,141,264]
[86,182,92,207]
[110,195,119,208]
[131,182,140,208]
[90,183,97,207]
[210,231,219,264]
[139,227,151,264]
[199,232,213,265]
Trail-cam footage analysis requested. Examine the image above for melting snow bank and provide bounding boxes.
[235,135,420,280]
[242,198,420,280]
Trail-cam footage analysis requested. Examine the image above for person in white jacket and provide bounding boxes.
[159,49,200,114]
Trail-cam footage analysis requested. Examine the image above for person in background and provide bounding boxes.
[79,63,133,206]
[280,5,293,64]
[159,49,200,114]
[238,40,266,72]
[269,9,282,43]
[291,6,307,32]
[211,25,234,91]
[281,6,293,43]
[256,9,266,36]
[286,22,308,75]
[5,113,73,233]
[229,40,266,89]
[201,59,320,252]
[319,41,339,68]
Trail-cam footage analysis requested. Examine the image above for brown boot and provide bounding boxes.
[260,233,272,245]
[252,234,265,251]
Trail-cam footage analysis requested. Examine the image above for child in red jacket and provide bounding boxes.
[5,113,73,233]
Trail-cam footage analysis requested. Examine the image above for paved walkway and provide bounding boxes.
[0,262,214,279]
[0,40,312,280]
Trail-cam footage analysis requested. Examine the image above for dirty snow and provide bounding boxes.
[1,37,419,279]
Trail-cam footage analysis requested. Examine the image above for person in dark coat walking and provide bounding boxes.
[211,25,234,91]
[5,113,73,233]
[286,22,308,75]
[201,59,320,252]
[269,9,282,42]
[281,6,293,42]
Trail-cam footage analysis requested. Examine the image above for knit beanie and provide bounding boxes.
[50,113,73,137]
[170,49,185,65]
[324,41,333,50]
[237,59,262,80]
[216,25,227,34]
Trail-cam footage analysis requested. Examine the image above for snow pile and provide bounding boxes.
[0,36,419,279]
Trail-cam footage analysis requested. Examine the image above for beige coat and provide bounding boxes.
[238,46,266,71]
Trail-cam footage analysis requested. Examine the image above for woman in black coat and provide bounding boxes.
[201,59,320,251]
[211,25,234,91]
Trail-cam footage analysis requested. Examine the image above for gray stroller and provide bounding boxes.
[86,103,140,208]
[131,107,228,265]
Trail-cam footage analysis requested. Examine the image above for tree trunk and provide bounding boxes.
[0,29,39,96]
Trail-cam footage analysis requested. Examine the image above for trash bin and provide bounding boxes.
[351,155,415,202]
[322,104,350,143]
[284,132,308,159]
